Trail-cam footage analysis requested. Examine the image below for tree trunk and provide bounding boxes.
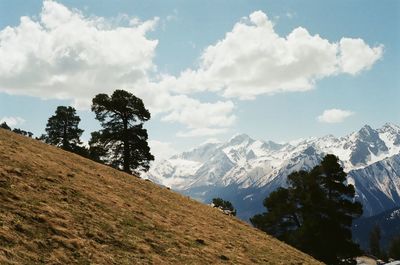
[62,118,68,150]
[123,118,130,173]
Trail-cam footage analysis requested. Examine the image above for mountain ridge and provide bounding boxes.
[146,123,400,220]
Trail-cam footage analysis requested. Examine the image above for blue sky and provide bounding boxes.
[0,0,399,160]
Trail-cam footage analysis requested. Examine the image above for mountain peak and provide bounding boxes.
[228,133,253,144]
[360,124,374,132]
[356,124,377,139]
[381,122,400,132]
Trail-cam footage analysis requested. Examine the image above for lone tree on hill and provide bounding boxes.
[251,154,363,265]
[44,106,84,151]
[90,89,154,174]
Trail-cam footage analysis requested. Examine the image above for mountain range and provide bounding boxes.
[145,123,400,221]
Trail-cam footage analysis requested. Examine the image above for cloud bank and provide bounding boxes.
[0,1,235,137]
[0,0,158,106]
[0,3,383,138]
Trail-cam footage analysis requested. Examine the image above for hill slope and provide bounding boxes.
[0,129,322,264]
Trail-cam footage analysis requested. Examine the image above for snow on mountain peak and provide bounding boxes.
[381,122,400,132]
[147,123,400,191]
[227,133,253,145]
[146,124,400,220]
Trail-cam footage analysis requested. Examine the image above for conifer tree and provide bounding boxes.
[251,154,362,265]
[90,90,154,174]
[44,106,84,151]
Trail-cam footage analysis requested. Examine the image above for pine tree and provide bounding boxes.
[44,106,84,151]
[90,90,154,174]
[251,154,363,265]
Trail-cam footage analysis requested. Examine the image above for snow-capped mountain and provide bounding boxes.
[145,123,400,220]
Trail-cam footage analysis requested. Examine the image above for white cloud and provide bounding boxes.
[161,98,235,129]
[131,83,235,137]
[176,127,229,138]
[0,5,383,138]
[339,38,383,75]
[0,1,235,138]
[0,116,25,127]
[160,96,235,137]
[162,10,383,99]
[148,140,177,161]
[0,0,158,107]
[317,109,354,123]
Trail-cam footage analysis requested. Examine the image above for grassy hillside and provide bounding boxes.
[0,129,323,264]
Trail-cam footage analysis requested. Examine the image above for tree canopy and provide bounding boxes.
[90,89,154,174]
[251,154,363,265]
[44,106,84,151]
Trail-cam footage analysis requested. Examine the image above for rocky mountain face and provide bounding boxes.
[145,123,400,221]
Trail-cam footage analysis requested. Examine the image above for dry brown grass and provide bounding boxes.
[0,129,323,264]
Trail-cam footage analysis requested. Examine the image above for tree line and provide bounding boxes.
[0,122,33,137]
[1,90,154,174]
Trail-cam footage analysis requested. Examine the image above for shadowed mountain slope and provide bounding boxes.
[0,129,322,264]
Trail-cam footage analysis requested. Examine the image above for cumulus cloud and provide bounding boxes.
[0,4,383,137]
[162,10,383,99]
[148,140,177,161]
[160,96,235,137]
[131,83,235,136]
[0,0,235,137]
[317,109,354,123]
[161,98,235,129]
[0,116,25,127]
[0,0,158,108]
[339,38,383,75]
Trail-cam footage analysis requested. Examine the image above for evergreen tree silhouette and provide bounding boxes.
[44,106,84,151]
[251,154,362,265]
[90,90,154,174]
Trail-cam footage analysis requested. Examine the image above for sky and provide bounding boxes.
[0,0,399,161]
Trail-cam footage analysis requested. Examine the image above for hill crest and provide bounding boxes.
[0,129,321,264]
